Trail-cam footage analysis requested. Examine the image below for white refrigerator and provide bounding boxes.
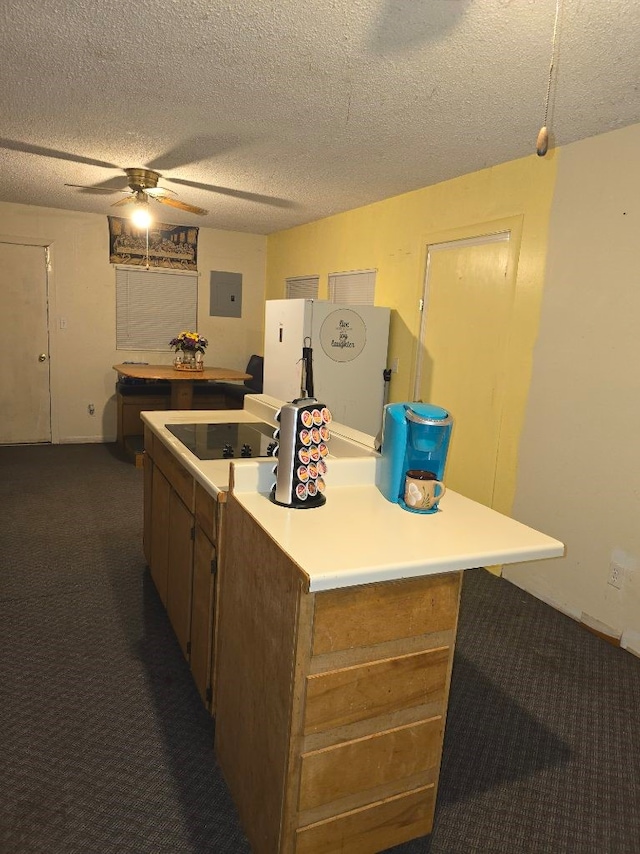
[263,299,391,436]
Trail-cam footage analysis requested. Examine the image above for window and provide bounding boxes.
[116,267,198,350]
[328,269,376,305]
[285,275,319,299]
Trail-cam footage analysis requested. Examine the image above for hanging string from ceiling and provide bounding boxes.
[537,0,561,157]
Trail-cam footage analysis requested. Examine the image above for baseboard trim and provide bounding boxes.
[579,613,622,647]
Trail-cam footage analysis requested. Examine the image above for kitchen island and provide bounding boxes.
[141,396,563,854]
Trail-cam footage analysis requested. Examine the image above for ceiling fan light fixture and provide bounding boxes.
[131,202,152,229]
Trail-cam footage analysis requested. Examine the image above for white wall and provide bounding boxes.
[0,202,266,443]
[505,124,640,656]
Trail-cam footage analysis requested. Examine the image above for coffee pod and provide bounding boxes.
[299,428,312,446]
[298,447,310,465]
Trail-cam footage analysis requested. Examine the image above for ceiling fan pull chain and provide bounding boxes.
[537,0,561,157]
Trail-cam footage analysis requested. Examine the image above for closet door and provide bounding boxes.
[0,242,51,444]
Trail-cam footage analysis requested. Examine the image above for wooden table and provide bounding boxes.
[113,363,251,410]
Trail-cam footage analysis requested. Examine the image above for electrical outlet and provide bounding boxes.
[391,357,399,374]
[88,403,95,416]
[608,561,624,589]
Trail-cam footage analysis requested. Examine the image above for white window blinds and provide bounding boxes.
[116,267,198,350]
[285,275,319,299]
[328,270,376,305]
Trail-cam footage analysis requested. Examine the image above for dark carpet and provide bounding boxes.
[1,444,639,854]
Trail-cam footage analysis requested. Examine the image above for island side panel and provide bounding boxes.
[214,495,310,854]
[293,571,463,853]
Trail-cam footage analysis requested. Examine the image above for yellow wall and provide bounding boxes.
[266,152,558,514]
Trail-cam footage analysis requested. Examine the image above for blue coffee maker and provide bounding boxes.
[377,402,453,513]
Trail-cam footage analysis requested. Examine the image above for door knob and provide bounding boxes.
[38,353,47,362]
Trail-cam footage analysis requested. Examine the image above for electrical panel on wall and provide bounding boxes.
[210,270,242,318]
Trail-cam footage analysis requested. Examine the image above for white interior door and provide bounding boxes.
[0,242,52,444]
[414,231,516,507]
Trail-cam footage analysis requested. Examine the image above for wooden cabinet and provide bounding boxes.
[215,495,462,854]
[166,489,195,658]
[143,427,221,707]
[191,481,221,708]
[149,463,171,605]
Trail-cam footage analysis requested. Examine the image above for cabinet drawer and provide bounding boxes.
[195,481,218,544]
[304,647,450,735]
[153,438,195,511]
[295,785,435,854]
[299,717,441,812]
[312,572,461,656]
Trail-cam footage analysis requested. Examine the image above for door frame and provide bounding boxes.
[410,215,524,514]
[0,233,59,444]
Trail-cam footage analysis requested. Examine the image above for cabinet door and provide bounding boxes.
[191,526,215,707]
[143,451,153,568]
[166,491,195,660]
[150,465,171,606]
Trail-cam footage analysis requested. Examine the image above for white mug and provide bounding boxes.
[404,470,446,511]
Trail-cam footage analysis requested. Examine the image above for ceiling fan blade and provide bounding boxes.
[0,137,118,169]
[154,195,208,216]
[111,196,136,208]
[145,186,176,198]
[167,177,294,209]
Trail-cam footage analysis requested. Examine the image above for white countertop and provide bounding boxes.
[142,395,564,592]
[230,460,564,591]
[141,394,379,497]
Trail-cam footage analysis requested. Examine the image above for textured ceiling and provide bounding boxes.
[1,0,639,234]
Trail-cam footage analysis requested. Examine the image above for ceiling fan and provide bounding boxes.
[65,167,208,216]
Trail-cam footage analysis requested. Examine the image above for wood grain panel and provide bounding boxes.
[304,647,449,735]
[298,718,441,812]
[195,481,217,544]
[143,451,153,568]
[295,785,435,854]
[214,496,307,854]
[166,491,194,659]
[119,395,171,442]
[143,425,154,457]
[153,438,195,511]
[191,526,215,706]
[312,572,461,655]
[210,502,225,715]
[150,465,171,606]
[308,629,455,675]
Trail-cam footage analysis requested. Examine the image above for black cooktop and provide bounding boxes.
[166,421,276,460]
